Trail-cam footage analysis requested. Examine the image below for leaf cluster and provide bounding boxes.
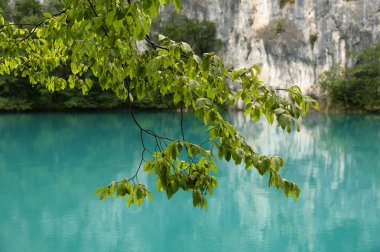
[0,0,318,208]
[95,179,153,207]
[320,43,380,112]
[279,0,295,9]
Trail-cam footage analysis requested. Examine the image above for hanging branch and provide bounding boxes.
[86,0,109,38]
[129,130,146,184]
[5,9,68,47]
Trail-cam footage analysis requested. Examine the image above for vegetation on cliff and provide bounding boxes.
[320,43,380,112]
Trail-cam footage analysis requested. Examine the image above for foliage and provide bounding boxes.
[0,0,171,111]
[0,72,172,111]
[0,69,124,110]
[320,43,380,112]
[279,0,295,9]
[0,74,34,110]
[309,33,318,49]
[274,18,285,35]
[0,0,317,209]
[158,12,222,55]
[13,0,43,24]
[0,0,11,21]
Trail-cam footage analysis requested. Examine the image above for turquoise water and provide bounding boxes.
[0,112,379,252]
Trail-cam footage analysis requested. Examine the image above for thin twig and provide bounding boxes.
[144,35,169,51]
[199,140,211,146]
[180,104,186,142]
[10,9,67,48]
[273,88,288,91]
[86,0,109,38]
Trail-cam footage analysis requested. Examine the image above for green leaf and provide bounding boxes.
[181,42,192,53]
[201,56,211,78]
[43,12,52,19]
[252,64,261,75]
[291,185,301,201]
[261,157,271,173]
[195,98,211,108]
[147,190,153,202]
[173,0,182,11]
[113,20,123,34]
[174,47,181,59]
[278,113,291,130]
[224,149,231,162]
[117,184,128,197]
[158,34,166,41]
[126,194,134,207]
[282,181,290,197]
[149,1,158,18]
[176,142,183,154]
[99,190,108,200]
[95,187,105,195]
[272,157,285,172]
[231,70,239,81]
[105,10,116,26]
[190,145,200,156]
[156,179,163,191]
[70,61,80,75]
[143,162,153,174]
[85,78,93,88]
[136,187,143,199]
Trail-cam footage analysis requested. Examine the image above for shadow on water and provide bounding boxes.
[0,112,379,251]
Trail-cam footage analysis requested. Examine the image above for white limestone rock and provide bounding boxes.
[179,0,380,95]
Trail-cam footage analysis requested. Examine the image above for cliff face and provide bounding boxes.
[180,0,380,94]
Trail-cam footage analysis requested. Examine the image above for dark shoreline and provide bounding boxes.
[1,107,379,114]
[0,107,178,114]
[316,108,380,114]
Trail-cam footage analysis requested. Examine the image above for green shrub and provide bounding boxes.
[274,18,285,35]
[309,33,318,49]
[320,43,380,112]
[0,74,175,111]
[279,0,295,9]
[13,0,43,24]
[158,12,222,55]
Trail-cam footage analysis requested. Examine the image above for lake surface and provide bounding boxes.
[0,112,379,252]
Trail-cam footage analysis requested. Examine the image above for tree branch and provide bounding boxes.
[8,9,67,47]
[180,104,186,142]
[86,0,109,38]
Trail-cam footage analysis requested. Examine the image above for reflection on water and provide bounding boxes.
[0,112,379,251]
[228,113,380,251]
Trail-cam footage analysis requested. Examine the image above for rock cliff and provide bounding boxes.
[179,0,380,94]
